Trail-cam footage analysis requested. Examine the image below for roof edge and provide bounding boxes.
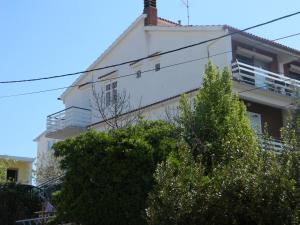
[225,25,300,56]
[0,155,35,163]
[59,14,147,101]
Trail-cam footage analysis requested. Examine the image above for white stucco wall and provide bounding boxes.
[35,132,59,171]
[61,17,232,125]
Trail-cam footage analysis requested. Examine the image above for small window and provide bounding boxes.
[106,91,111,107]
[155,63,160,72]
[105,81,118,106]
[136,70,142,78]
[47,140,55,151]
[7,169,18,182]
[47,140,57,151]
[112,82,117,103]
[112,89,117,103]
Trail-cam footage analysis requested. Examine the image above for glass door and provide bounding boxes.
[247,111,262,135]
[253,59,269,89]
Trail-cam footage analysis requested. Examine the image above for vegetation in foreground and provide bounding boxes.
[52,62,300,225]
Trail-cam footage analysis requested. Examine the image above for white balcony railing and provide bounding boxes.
[232,61,300,97]
[47,107,91,133]
[260,138,283,152]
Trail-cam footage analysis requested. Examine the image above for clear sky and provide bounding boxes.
[0,0,299,158]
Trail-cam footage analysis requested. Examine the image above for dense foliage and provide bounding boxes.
[53,120,178,225]
[147,62,300,225]
[0,183,42,225]
[178,62,258,173]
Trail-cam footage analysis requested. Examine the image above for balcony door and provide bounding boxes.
[247,111,262,135]
[236,54,255,85]
[253,59,269,89]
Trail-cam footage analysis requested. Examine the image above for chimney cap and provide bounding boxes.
[144,0,156,8]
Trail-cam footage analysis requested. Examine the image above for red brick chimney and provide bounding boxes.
[144,0,157,26]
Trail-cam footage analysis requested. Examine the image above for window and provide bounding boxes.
[155,63,160,72]
[136,70,142,78]
[47,140,56,151]
[105,81,118,106]
[247,111,262,134]
[7,169,18,182]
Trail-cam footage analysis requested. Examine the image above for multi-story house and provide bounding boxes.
[0,155,34,185]
[36,0,300,161]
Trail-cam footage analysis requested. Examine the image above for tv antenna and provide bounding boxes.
[181,0,190,25]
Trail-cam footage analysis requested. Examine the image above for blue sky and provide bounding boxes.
[0,0,299,158]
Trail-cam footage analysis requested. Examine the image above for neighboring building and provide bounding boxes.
[37,0,300,160]
[35,131,57,169]
[34,132,60,185]
[0,155,34,185]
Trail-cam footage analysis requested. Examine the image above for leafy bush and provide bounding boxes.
[53,120,178,225]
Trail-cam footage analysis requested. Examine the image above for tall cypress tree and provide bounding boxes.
[178,61,258,173]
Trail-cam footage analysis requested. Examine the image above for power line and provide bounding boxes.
[0,10,300,84]
[0,31,300,99]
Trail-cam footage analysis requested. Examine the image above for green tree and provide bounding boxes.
[147,144,209,225]
[279,104,300,223]
[0,158,15,183]
[178,61,258,173]
[0,159,8,182]
[53,120,178,225]
[147,61,299,225]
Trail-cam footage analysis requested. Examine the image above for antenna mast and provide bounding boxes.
[181,0,190,25]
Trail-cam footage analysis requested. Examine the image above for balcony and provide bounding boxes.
[46,106,91,139]
[232,61,300,98]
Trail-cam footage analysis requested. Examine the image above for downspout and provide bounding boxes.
[207,26,231,60]
[207,39,220,60]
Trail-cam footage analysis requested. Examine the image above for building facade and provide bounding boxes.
[0,155,34,185]
[37,0,300,161]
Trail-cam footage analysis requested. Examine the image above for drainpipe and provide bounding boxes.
[207,39,220,60]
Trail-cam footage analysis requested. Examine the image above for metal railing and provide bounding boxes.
[261,138,283,152]
[16,213,55,225]
[47,106,91,133]
[232,60,300,97]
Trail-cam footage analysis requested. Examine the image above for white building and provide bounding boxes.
[36,0,300,162]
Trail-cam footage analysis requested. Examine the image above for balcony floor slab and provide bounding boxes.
[45,126,87,139]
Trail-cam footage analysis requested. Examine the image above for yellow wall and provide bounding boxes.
[0,159,32,185]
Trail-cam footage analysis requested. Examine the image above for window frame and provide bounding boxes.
[105,81,118,106]
[6,168,18,182]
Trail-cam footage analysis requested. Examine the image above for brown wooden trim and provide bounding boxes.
[232,40,279,73]
[98,70,117,80]
[243,100,283,139]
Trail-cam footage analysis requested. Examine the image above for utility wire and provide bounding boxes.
[0,10,300,84]
[0,31,300,99]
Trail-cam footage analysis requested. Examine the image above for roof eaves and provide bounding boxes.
[0,155,35,163]
[157,17,181,26]
[225,25,300,56]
